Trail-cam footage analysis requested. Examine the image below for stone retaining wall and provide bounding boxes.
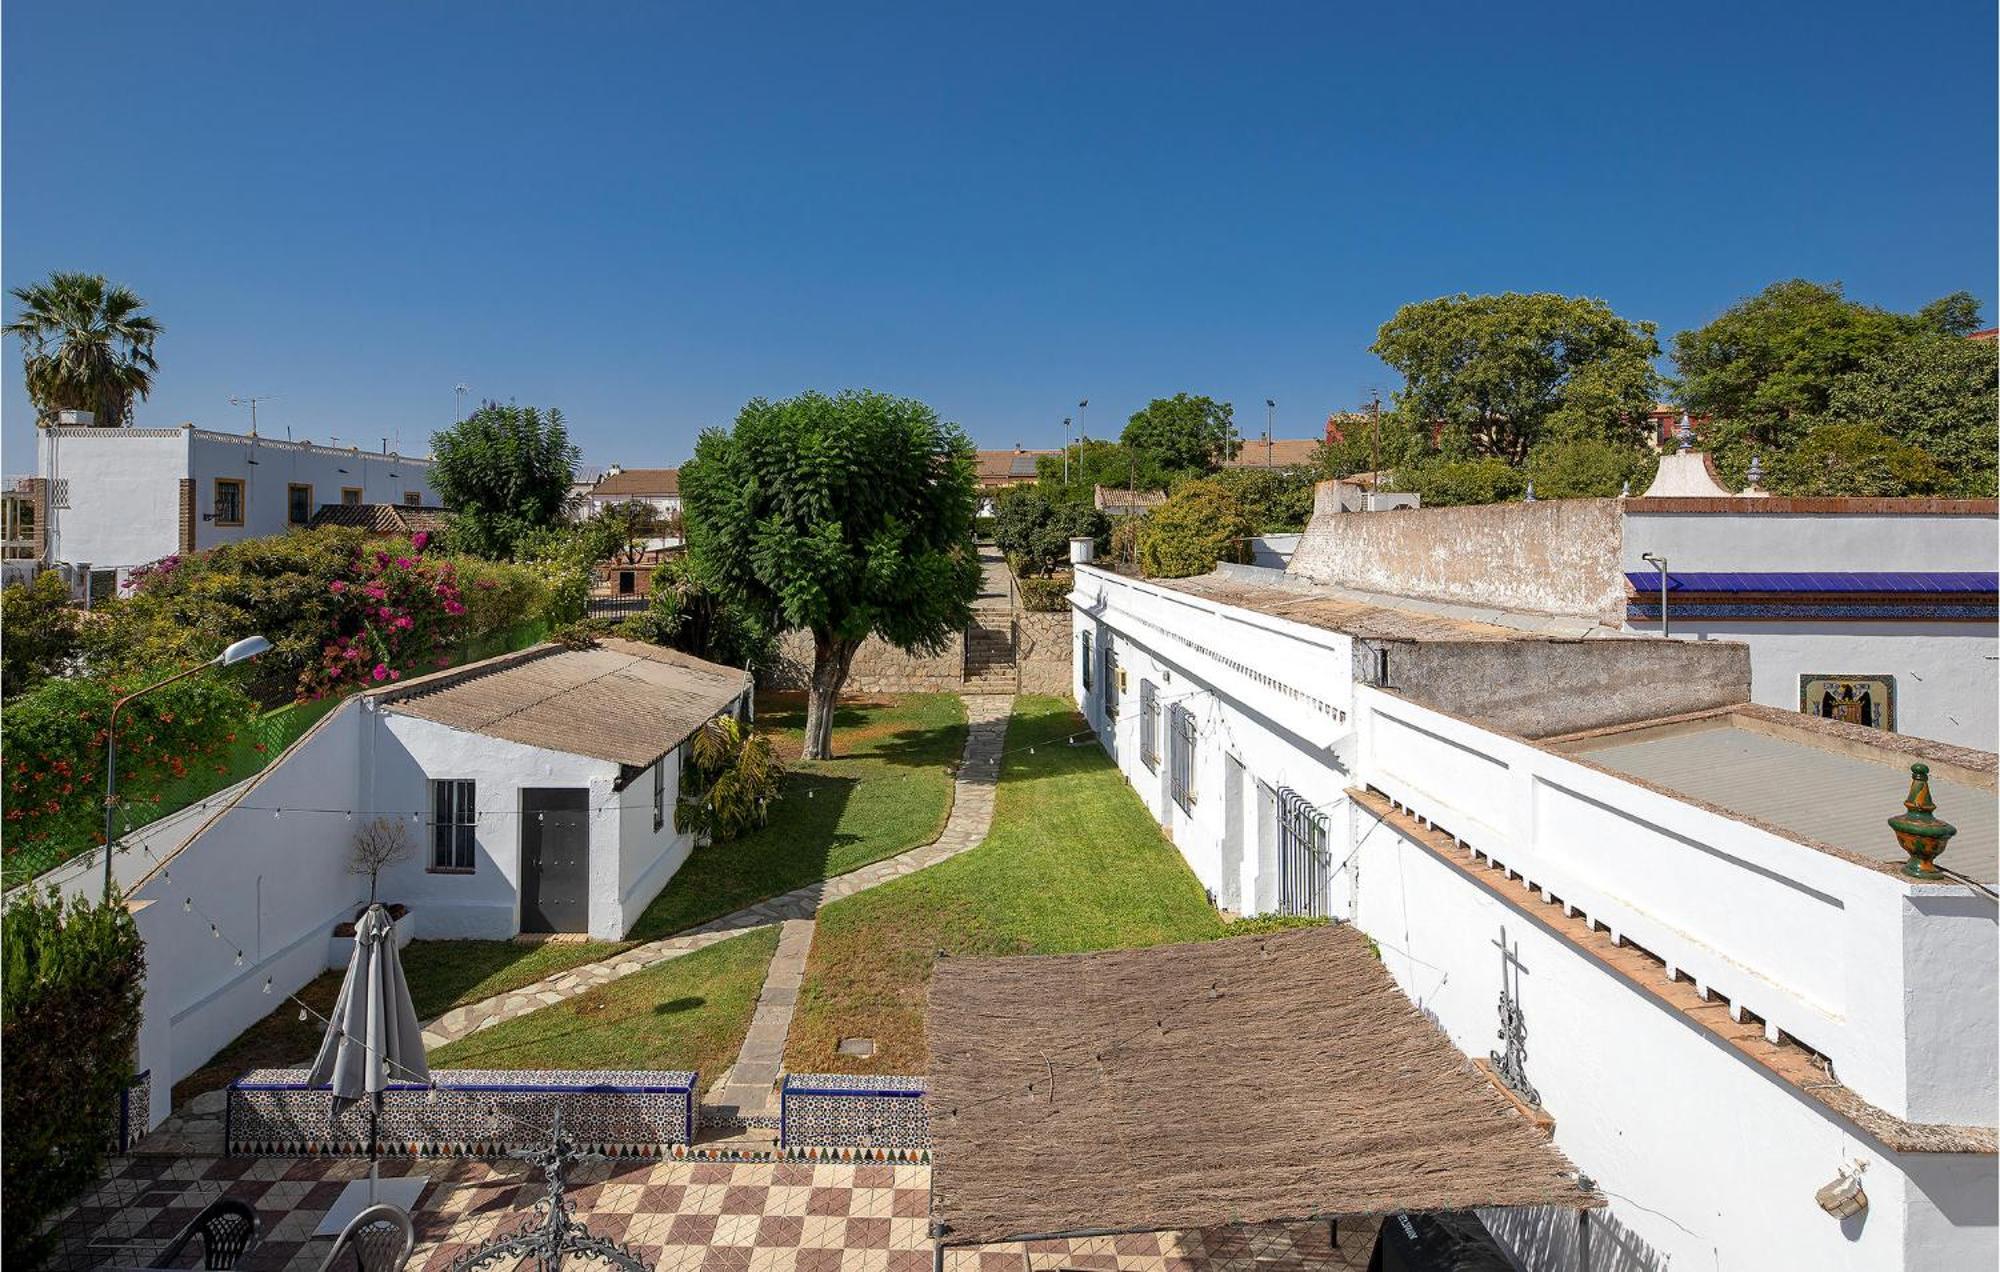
[763,612,1072,696]
[779,1074,930,1151]
[226,1068,697,1156]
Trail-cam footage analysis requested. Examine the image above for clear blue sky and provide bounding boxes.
[5,2,1994,470]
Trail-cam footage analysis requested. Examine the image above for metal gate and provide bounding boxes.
[1276,786,1331,918]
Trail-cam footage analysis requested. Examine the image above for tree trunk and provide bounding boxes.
[802,634,863,760]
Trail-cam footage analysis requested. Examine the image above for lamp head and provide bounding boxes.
[216,635,272,667]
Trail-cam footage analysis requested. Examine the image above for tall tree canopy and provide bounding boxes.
[1822,330,1997,497]
[428,403,580,558]
[5,271,161,426]
[1670,280,1982,451]
[1033,440,1176,503]
[680,390,981,759]
[1371,293,1661,460]
[1120,394,1239,473]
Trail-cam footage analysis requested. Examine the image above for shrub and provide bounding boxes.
[298,536,480,696]
[972,515,998,541]
[2,572,82,699]
[1393,457,1526,506]
[1770,422,1945,497]
[1198,465,1320,533]
[1108,517,1143,569]
[1136,480,1255,578]
[676,716,783,842]
[1523,439,1659,499]
[2,673,256,878]
[2,887,147,1269]
[993,489,1109,576]
[1017,574,1074,612]
[619,557,775,671]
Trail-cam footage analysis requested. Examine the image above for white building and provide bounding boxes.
[1068,502,1997,1270]
[573,465,681,520]
[1282,482,1998,749]
[35,638,748,1131]
[31,422,441,584]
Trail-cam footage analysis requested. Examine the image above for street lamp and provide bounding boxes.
[1265,399,1276,468]
[103,635,271,902]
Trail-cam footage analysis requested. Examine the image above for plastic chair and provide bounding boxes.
[314,1202,416,1272]
[147,1196,260,1269]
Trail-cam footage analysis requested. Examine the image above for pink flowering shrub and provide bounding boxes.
[300,535,476,697]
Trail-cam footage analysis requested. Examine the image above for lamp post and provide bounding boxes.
[1062,417,1073,484]
[102,635,271,903]
[1265,399,1276,468]
[1640,553,1670,639]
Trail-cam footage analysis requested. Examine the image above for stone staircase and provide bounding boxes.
[962,617,1018,693]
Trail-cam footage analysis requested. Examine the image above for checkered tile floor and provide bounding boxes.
[51,1156,1377,1271]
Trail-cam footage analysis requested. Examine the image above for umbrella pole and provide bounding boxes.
[369,1094,381,1203]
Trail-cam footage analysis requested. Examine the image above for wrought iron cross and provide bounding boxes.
[1490,926,1540,1107]
[445,1109,653,1272]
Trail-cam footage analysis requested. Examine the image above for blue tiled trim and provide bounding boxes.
[783,1086,927,1099]
[229,1078,695,1094]
[1623,570,1999,595]
[1628,601,1997,622]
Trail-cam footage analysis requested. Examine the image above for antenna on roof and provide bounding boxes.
[228,395,276,438]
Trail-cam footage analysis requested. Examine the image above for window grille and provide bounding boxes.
[1276,786,1331,918]
[1168,703,1197,812]
[1080,630,1093,693]
[1139,680,1159,771]
[430,779,476,870]
[1102,635,1120,718]
[652,755,667,832]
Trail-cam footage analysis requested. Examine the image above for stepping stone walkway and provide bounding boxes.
[420,695,1014,1064]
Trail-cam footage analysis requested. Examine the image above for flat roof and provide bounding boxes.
[377,637,750,768]
[1558,712,1998,884]
[1145,570,1612,642]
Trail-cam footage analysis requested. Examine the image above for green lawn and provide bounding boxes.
[784,695,1310,1074]
[173,937,627,1105]
[627,692,967,939]
[428,927,780,1091]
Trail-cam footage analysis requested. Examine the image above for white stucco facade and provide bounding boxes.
[36,424,439,575]
[1070,565,1997,1271]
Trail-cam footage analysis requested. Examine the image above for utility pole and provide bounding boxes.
[1063,417,1073,484]
[229,395,275,438]
[1370,392,1383,484]
[1265,399,1276,468]
[1077,399,1088,444]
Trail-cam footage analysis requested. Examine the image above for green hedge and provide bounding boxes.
[1018,574,1074,612]
[2,888,147,1269]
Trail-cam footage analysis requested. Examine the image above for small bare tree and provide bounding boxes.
[348,817,413,903]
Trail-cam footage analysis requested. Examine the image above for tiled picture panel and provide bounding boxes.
[227,1068,697,1156]
[781,1075,931,1150]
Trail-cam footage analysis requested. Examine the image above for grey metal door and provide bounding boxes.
[1276,786,1331,918]
[521,788,590,933]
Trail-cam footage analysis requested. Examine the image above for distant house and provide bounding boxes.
[1222,437,1323,469]
[976,447,1059,515]
[1093,485,1168,517]
[306,502,452,536]
[592,545,679,608]
[574,465,681,520]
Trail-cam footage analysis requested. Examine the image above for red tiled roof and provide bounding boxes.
[1223,438,1322,468]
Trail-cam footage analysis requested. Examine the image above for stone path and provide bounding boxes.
[421,695,1012,1058]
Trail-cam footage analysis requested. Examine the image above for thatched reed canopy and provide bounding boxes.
[925,924,1598,1248]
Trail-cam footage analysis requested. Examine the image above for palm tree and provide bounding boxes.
[5,272,162,426]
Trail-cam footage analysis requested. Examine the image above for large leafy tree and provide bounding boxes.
[681,390,981,759]
[429,404,580,558]
[1669,280,1980,451]
[1824,331,1997,497]
[1371,293,1660,460]
[1120,394,1239,473]
[1033,439,1175,504]
[992,487,1109,576]
[5,271,161,426]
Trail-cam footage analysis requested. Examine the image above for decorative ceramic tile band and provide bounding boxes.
[225,1068,697,1157]
[1628,600,1997,622]
[779,1074,931,1150]
[108,1070,151,1154]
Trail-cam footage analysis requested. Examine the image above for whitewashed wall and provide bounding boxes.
[1350,804,1995,1272]
[1622,508,1997,573]
[189,431,438,553]
[373,711,617,939]
[37,427,187,571]
[615,748,698,936]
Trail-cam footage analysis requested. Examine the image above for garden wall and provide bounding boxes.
[226,1068,697,1156]
[779,1075,930,1154]
[763,611,1072,696]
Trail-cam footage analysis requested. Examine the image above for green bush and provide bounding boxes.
[1523,439,1659,499]
[993,489,1110,577]
[1136,480,1255,578]
[1017,574,1074,612]
[619,557,775,671]
[676,716,784,842]
[1770,422,1945,497]
[2,887,147,1269]
[1197,465,1320,533]
[2,673,258,883]
[1394,457,1526,506]
[972,515,997,541]
[2,572,82,700]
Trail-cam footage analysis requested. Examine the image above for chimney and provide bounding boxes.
[1324,413,1346,445]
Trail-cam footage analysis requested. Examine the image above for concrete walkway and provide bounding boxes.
[420,695,1013,1056]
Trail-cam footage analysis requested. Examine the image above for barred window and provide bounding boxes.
[430,779,476,871]
[1168,703,1197,812]
[1276,786,1332,918]
[652,755,666,832]
[1140,680,1159,770]
[1080,630,1093,693]
[1102,635,1120,718]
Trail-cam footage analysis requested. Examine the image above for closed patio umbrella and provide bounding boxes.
[307,903,428,1194]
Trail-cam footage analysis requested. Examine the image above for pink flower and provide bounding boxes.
[444,600,466,615]
[411,531,430,552]
[396,557,412,569]
[394,615,413,630]
[389,669,401,681]
[329,580,348,593]
[372,664,389,682]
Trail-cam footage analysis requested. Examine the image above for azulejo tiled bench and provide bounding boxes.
[224,1068,697,1157]
[779,1074,930,1158]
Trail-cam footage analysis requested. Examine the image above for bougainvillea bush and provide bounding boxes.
[299,533,476,694]
[0,673,256,884]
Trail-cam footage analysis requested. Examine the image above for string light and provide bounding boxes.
[263,977,273,994]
